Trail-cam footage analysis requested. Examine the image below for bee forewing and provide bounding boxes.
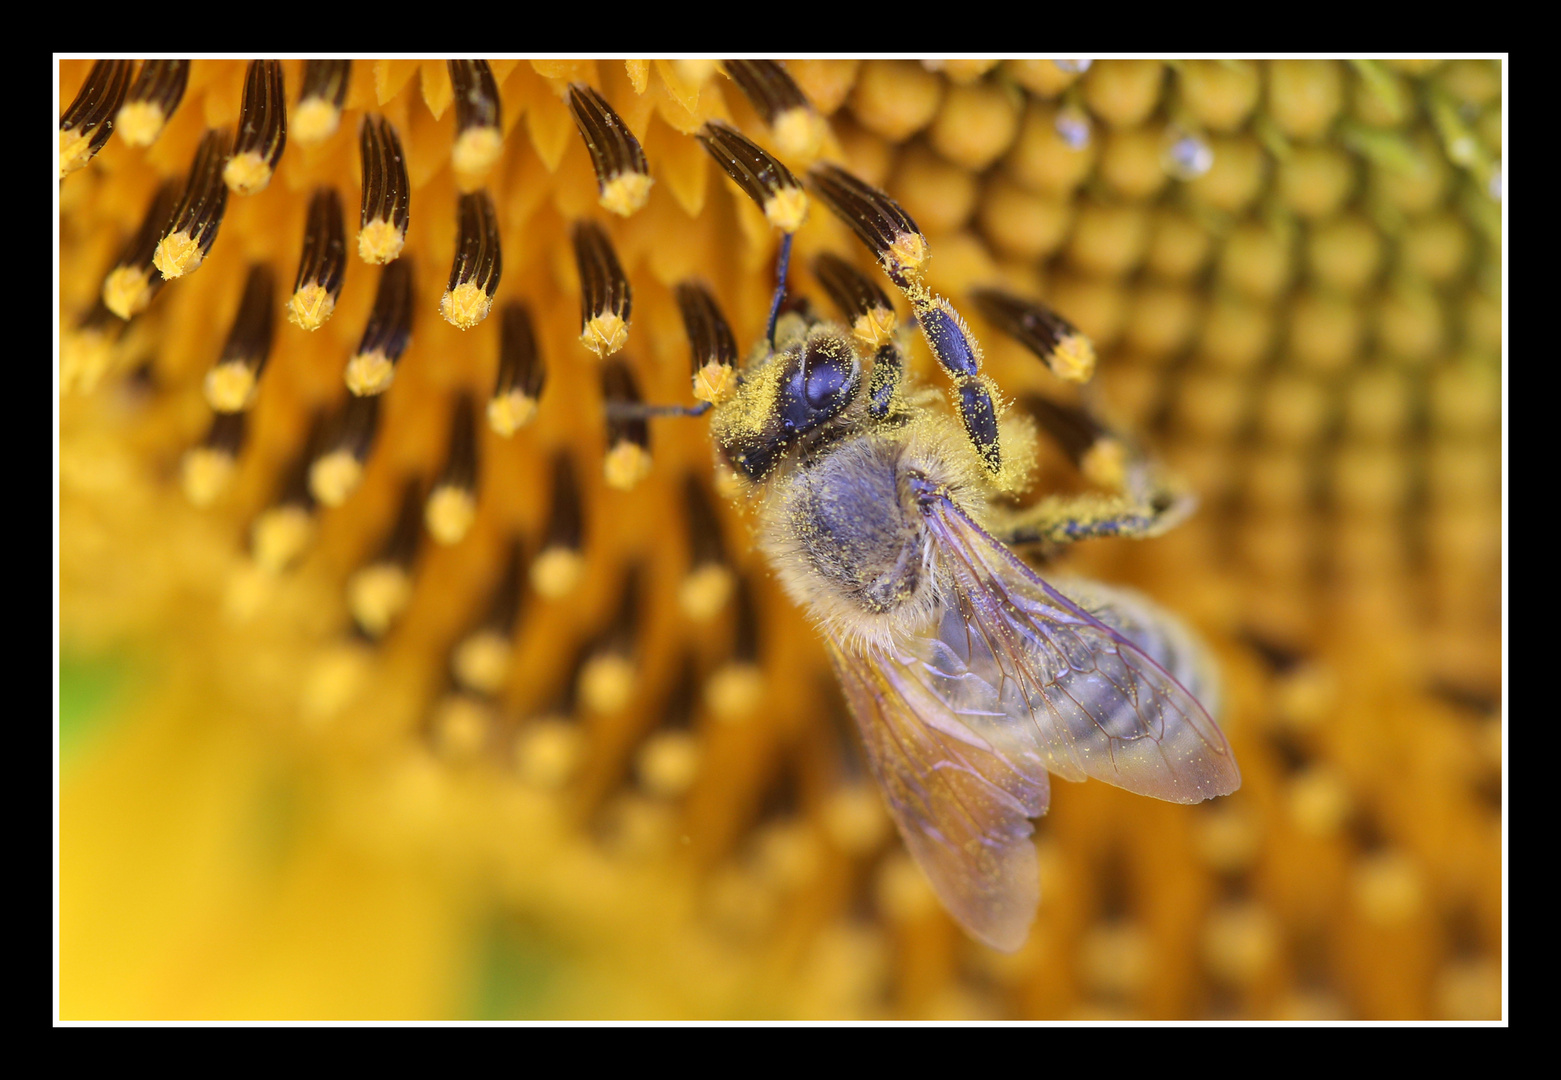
[922,498,1241,804]
[829,642,1050,953]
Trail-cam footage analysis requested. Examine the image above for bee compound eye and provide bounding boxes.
[802,338,853,409]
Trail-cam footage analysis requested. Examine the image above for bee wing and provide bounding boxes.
[920,495,1241,803]
[828,640,1050,953]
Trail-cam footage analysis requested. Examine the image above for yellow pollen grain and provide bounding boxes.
[705,662,764,722]
[771,107,826,161]
[453,631,512,695]
[692,362,737,406]
[204,362,258,413]
[600,172,654,217]
[636,731,702,800]
[347,563,413,637]
[1050,332,1098,383]
[223,152,275,195]
[180,448,236,507]
[514,719,583,790]
[581,313,629,358]
[677,563,735,622]
[59,129,94,179]
[425,485,477,546]
[530,547,584,599]
[287,284,337,331]
[292,98,341,145]
[487,391,538,436]
[851,309,898,351]
[153,230,204,279]
[308,451,364,507]
[440,281,494,330]
[114,101,167,147]
[102,266,156,320]
[345,351,395,396]
[251,505,314,573]
[581,654,636,714]
[763,187,809,233]
[453,126,503,180]
[358,219,406,265]
[603,441,652,491]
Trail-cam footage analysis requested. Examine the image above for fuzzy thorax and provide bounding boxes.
[759,414,1003,655]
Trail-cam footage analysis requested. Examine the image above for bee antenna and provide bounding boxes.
[765,232,794,350]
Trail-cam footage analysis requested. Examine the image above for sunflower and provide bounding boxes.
[58,57,1503,1020]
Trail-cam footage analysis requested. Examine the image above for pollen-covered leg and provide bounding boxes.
[992,395,1195,547]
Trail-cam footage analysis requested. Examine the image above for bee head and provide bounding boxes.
[714,324,863,482]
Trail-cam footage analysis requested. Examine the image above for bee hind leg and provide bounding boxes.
[991,488,1192,548]
[994,394,1194,549]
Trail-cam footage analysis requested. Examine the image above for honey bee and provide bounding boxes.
[619,137,1240,952]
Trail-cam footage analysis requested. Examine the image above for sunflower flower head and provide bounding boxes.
[59,57,1502,1021]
